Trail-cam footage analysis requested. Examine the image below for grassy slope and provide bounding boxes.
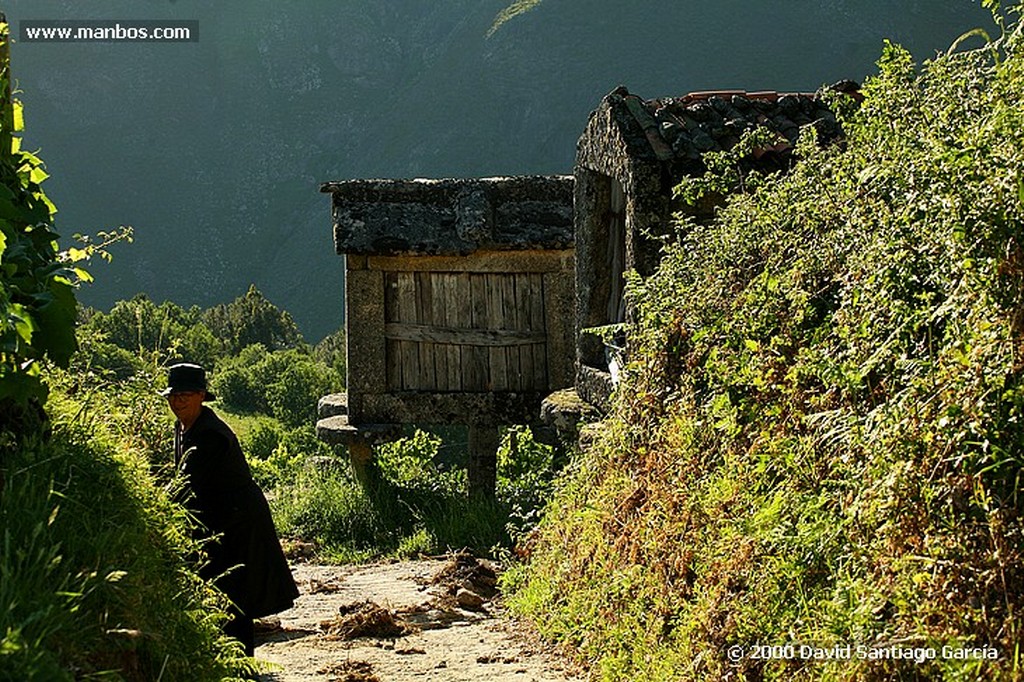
[0,379,253,681]
[508,8,1024,682]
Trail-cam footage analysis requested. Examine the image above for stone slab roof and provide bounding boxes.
[583,82,859,177]
[320,175,573,256]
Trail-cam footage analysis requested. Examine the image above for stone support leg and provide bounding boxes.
[467,424,499,499]
[347,441,378,489]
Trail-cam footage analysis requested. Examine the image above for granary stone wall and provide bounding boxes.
[320,175,574,429]
[323,176,573,256]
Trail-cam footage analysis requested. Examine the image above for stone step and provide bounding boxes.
[315,414,400,447]
[317,392,348,418]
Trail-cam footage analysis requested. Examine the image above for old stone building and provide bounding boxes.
[316,176,574,496]
[317,84,855,493]
[572,84,855,408]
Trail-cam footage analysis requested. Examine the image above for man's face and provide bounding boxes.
[166,390,205,426]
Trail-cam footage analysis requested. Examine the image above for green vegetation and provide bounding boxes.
[3,383,257,681]
[70,268,562,562]
[70,274,563,565]
[75,285,319,378]
[0,17,77,412]
[203,284,304,356]
[506,5,1024,681]
[271,425,561,562]
[211,343,341,428]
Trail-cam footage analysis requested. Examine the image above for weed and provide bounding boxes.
[507,9,1024,680]
[1,384,253,680]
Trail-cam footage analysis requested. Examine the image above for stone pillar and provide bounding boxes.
[315,414,398,492]
[347,441,377,489]
[467,424,499,499]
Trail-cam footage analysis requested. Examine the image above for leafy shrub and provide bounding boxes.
[210,361,263,413]
[509,9,1024,681]
[0,25,79,413]
[377,429,461,494]
[2,383,253,680]
[496,425,558,535]
[71,332,140,381]
[74,286,311,389]
[211,344,342,428]
[241,416,283,461]
[247,425,332,489]
[266,361,339,428]
[78,296,221,367]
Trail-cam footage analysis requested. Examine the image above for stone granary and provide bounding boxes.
[316,176,574,497]
[572,84,855,409]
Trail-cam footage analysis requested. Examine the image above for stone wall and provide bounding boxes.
[322,175,575,428]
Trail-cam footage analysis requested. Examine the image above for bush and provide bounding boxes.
[376,429,461,494]
[0,24,78,414]
[271,465,398,563]
[77,297,222,370]
[241,416,283,461]
[496,425,559,536]
[1,386,253,680]
[509,10,1024,681]
[210,362,263,413]
[266,361,338,428]
[211,345,341,428]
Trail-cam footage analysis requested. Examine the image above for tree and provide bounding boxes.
[0,16,78,424]
[77,295,221,372]
[312,326,346,380]
[202,285,303,355]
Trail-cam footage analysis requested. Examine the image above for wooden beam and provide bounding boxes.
[368,249,573,274]
[384,322,546,347]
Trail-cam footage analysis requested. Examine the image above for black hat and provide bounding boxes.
[160,363,216,400]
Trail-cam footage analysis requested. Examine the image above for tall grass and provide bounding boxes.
[0,374,255,681]
[270,426,559,561]
[506,8,1024,680]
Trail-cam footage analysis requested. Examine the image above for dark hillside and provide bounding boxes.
[2,0,990,339]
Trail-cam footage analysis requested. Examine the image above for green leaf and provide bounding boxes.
[0,198,29,223]
[12,99,23,133]
[7,303,38,344]
[32,279,78,366]
[0,365,46,402]
[66,247,89,262]
[39,193,57,217]
[28,165,49,185]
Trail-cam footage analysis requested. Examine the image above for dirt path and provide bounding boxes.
[255,558,582,682]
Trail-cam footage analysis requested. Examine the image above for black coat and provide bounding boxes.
[175,406,298,619]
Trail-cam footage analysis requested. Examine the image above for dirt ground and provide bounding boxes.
[254,557,583,682]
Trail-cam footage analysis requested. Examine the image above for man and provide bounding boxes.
[162,362,299,656]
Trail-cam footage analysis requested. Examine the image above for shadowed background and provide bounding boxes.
[2,0,991,340]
